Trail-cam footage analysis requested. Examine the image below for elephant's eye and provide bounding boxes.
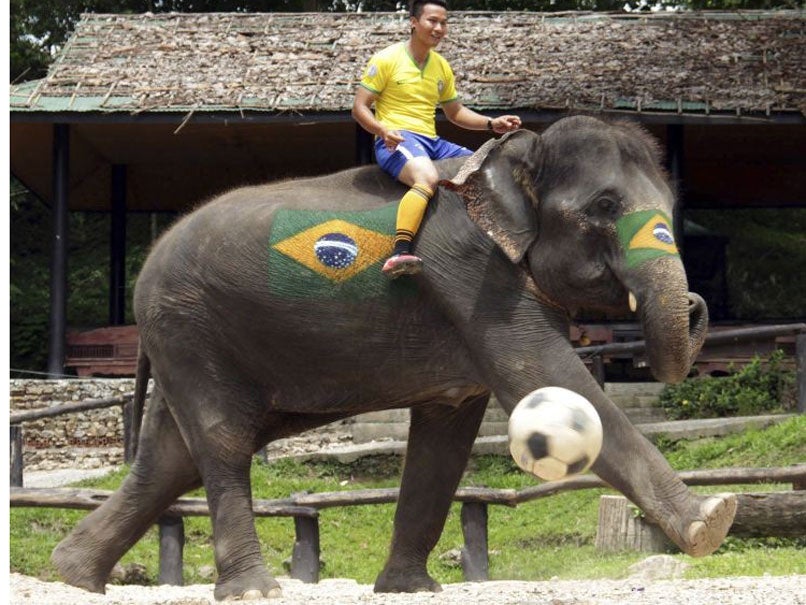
[590,195,622,219]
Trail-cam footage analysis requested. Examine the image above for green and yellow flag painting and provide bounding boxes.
[268,204,407,299]
[616,210,679,269]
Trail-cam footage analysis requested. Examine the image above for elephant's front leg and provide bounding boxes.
[590,395,737,557]
[374,393,489,593]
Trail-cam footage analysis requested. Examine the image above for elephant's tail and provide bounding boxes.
[128,344,151,461]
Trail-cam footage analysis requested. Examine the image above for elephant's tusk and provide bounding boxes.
[629,292,638,312]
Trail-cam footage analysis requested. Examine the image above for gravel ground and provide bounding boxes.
[10,573,806,605]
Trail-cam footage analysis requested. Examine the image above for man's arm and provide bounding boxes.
[352,87,405,151]
[442,100,521,135]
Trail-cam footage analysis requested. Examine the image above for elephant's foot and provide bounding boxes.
[214,565,282,601]
[51,536,109,594]
[660,492,738,557]
[374,565,442,594]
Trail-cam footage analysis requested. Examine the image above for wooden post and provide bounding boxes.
[47,123,69,377]
[291,515,320,583]
[595,495,674,553]
[109,164,127,326]
[123,401,135,464]
[158,515,185,586]
[10,425,23,487]
[460,501,489,582]
[591,355,606,387]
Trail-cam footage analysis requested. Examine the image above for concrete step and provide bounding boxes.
[288,414,796,464]
[621,407,668,424]
[350,385,666,444]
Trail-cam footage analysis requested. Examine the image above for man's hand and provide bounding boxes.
[490,115,522,134]
[381,129,405,151]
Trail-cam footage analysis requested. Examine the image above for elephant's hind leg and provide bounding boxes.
[374,393,489,593]
[51,390,201,593]
[161,385,281,601]
[201,448,282,601]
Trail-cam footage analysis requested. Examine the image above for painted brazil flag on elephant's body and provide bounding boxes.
[268,204,406,298]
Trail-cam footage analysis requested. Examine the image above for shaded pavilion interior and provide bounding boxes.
[9,10,806,375]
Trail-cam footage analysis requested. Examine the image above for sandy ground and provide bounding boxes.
[10,573,806,605]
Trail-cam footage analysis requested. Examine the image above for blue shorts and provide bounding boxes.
[374,130,473,179]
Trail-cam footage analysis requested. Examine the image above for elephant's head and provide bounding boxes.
[443,116,707,383]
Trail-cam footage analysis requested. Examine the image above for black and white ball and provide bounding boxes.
[508,387,603,481]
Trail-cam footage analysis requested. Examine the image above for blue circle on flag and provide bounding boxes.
[653,223,673,244]
[314,233,358,270]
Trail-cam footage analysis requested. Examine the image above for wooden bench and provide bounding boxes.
[65,326,139,377]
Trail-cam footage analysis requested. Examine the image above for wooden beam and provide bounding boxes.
[9,394,132,424]
[47,123,69,377]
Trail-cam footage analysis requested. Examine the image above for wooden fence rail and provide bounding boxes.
[11,465,805,585]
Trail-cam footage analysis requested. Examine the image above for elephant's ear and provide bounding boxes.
[441,129,542,263]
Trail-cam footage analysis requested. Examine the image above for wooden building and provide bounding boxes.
[9,10,805,375]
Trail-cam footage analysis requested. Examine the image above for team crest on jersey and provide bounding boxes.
[437,79,445,94]
[617,210,679,268]
[268,205,413,299]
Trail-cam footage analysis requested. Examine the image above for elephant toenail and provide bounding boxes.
[242,589,264,600]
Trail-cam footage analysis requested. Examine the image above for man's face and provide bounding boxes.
[410,3,448,49]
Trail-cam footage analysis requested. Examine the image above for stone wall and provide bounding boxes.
[10,379,136,471]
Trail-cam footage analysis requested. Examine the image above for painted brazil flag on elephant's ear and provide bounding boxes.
[268,204,402,298]
[617,210,679,269]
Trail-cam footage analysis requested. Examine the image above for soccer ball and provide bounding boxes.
[508,386,603,481]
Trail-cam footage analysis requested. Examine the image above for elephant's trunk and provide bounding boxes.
[631,261,709,384]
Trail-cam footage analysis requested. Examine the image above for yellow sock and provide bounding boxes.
[394,183,434,254]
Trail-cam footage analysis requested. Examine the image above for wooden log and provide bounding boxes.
[732,491,806,538]
[291,515,320,583]
[10,425,23,488]
[9,488,318,519]
[595,495,674,553]
[158,515,184,586]
[515,465,806,504]
[460,502,489,582]
[9,395,132,424]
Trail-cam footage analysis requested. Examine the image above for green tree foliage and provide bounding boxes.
[659,350,797,420]
[10,181,52,372]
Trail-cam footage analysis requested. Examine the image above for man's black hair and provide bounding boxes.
[410,0,448,18]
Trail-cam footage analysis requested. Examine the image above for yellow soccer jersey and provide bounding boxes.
[360,42,459,137]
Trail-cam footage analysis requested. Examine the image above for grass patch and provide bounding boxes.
[10,416,805,586]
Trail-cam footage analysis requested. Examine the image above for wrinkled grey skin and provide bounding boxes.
[52,116,735,600]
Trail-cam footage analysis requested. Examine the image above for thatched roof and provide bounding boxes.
[10,10,805,116]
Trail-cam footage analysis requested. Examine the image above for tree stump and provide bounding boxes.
[595,495,674,553]
[596,491,806,553]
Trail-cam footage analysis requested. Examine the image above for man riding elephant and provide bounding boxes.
[352,0,521,277]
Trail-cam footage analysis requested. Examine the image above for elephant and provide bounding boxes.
[52,115,737,600]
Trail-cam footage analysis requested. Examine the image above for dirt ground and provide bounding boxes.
[10,573,806,605]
